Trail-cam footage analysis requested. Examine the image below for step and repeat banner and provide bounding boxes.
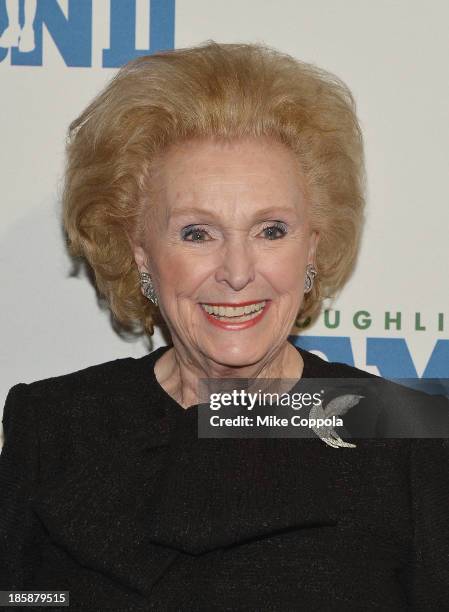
[1,1,448,432]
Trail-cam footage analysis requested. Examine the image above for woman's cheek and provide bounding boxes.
[158,253,214,295]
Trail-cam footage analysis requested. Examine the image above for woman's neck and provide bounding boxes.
[154,341,304,409]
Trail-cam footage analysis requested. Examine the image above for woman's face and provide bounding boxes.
[132,136,319,369]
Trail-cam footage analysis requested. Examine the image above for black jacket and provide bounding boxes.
[1,345,449,611]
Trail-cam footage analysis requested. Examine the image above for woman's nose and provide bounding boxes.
[214,238,256,291]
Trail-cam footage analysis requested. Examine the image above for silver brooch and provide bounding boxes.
[309,394,364,448]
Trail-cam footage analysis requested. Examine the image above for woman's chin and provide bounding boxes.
[199,338,270,370]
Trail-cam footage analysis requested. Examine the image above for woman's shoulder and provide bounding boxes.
[1,352,164,464]
[9,354,148,399]
[2,353,155,438]
[296,344,449,437]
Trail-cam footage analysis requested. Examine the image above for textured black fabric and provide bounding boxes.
[1,344,449,611]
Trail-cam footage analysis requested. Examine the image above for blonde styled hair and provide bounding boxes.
[62,40,366,335]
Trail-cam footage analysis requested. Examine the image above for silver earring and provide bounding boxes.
[139,271,158,306]
[304,264,317,294]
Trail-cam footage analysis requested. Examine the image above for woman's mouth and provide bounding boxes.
[199,300,270,329]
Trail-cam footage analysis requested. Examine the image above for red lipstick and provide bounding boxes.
[200,299,266,307]
[199,301,271,331]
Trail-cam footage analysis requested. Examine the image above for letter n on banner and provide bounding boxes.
[6,0,93,67]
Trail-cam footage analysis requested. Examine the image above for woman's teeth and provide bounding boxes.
[201,301,266,322]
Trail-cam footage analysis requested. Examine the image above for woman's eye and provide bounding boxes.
[181,226,211,242]
[261,222,288,240]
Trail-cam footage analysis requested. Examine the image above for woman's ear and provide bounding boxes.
[126,226,152,273]
[130,243,149,273]
[308,230,320,264]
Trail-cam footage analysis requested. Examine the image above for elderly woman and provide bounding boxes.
[1,41,448,610]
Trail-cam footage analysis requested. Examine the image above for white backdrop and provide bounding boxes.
[1,0,448,445]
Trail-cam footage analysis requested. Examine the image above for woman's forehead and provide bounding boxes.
[160,135,300,170]
[153,137,308,205]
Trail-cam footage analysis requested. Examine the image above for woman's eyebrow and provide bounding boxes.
[169,205,297,219]
[251,206,297,218]
[169,207,218,218]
